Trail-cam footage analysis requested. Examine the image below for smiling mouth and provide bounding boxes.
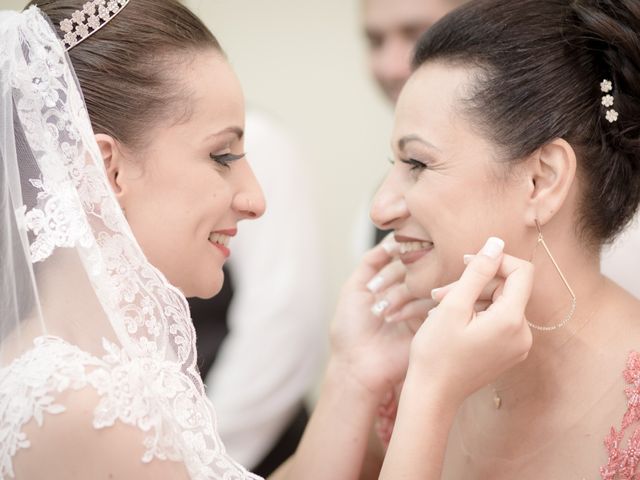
[208,232,231,258]
[396,240,434,265]
[398,241,433,254]
[208,232,230,247]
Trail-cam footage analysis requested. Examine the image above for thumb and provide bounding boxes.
[439,237,505,322]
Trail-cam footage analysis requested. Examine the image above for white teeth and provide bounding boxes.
[209,233,230,247]
[399,241,432,254]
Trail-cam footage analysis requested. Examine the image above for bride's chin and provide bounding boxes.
[180,270,225,300]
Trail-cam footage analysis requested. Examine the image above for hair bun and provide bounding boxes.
[571,0,640,154]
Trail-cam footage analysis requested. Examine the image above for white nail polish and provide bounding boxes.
[382,241,399,255]
[367,275,385,293]
[384,314,398,323]
[371,299,390,316]
[463,254,474,265]
[480,237,504,259]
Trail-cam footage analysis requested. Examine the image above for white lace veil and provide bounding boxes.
[0,6,260,479]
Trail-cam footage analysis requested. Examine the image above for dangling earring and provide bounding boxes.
[527,219,576,331]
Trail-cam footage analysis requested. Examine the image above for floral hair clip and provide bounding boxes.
[59,0,131,51]
[600,79,618,123]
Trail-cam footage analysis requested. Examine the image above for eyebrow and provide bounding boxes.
[204,126,244,142]
[397,134,439,151]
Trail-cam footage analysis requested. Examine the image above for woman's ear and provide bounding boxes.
[524,138,577,226]
[95,133,128,203]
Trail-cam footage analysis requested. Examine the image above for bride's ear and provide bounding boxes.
[95,133,128,202]
[523,138,577,226]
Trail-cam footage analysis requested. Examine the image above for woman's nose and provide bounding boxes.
[234,162,266,220]
[370,171,408,230]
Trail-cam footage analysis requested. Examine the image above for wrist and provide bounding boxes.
[325,357,384,408]
[404,361,464,415]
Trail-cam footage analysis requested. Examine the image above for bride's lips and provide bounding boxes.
[394,234,434,265]
[208,228,237,258]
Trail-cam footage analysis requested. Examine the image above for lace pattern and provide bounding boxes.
[601,351,640,479]
[0,7,260,479]
[0,336,259,479]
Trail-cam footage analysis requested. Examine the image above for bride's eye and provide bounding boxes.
[209,152,245,168]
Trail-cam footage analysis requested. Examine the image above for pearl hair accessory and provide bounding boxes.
[600,79,618,123]
[59,0,131,51]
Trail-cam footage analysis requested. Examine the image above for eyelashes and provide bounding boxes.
[387,157,428,172]
[400,158,427,171]
[210,152,245,168]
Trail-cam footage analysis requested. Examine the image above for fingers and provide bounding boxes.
[366,260,406,294]
[347,241,397,288]
[488,254,534,318]
[438,237,505,319]
[384,298,435,324]
[431,277,501,303]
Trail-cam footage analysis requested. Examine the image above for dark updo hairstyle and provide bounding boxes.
[25,0,222,150]
[412,0,640,247]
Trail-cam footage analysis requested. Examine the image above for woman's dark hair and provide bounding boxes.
[412,0,640,246]
[26,0,222,150]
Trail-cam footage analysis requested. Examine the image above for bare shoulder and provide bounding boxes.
[11,386,191,480]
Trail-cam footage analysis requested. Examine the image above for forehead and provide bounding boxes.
[363,0,455,31]
[393,62,473,145]
[174,52,244,133]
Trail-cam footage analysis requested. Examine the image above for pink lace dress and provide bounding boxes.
[375,351,640,479]
[601,351,640,479]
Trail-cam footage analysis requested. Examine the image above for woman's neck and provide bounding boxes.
[494,232,608,398]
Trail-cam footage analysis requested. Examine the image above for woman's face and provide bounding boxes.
[117,52,265,299]
[371,62,530,297]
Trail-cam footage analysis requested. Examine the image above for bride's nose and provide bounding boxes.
[232,163,266,220]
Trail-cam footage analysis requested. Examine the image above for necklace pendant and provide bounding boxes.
[493,391,502,409]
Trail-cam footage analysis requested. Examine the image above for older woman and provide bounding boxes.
[372,0,640,478]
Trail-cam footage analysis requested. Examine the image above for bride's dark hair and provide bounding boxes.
[25,0,222,150]
[412,0,640,247]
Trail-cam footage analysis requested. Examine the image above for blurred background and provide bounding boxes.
[5,0,393,314]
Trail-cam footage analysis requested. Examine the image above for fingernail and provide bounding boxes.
[480,237,504,259]
[367,275,385,293]
[384,313,399,323]
[430,287,441,299]
[371,299,390,316]
[382,241,398,255]
[463,254,474,265]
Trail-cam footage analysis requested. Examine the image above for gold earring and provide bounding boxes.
[527,219,576,332]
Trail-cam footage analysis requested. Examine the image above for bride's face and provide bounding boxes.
[371,62,530,297]
[115,52,265,298]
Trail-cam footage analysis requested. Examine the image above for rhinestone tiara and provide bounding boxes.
[59,0,131,51]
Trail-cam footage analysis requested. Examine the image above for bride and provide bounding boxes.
[0,1,532,479]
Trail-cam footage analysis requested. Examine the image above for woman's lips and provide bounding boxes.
[208,230,234,258]
[210,240,230,258]
[395,238,434,265]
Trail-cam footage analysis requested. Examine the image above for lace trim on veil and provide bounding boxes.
[0,7,260,479]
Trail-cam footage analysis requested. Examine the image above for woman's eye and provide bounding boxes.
[400,158,427,171]
[209,152,245,168]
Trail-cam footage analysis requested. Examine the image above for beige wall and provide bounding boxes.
[5,0,393,309]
